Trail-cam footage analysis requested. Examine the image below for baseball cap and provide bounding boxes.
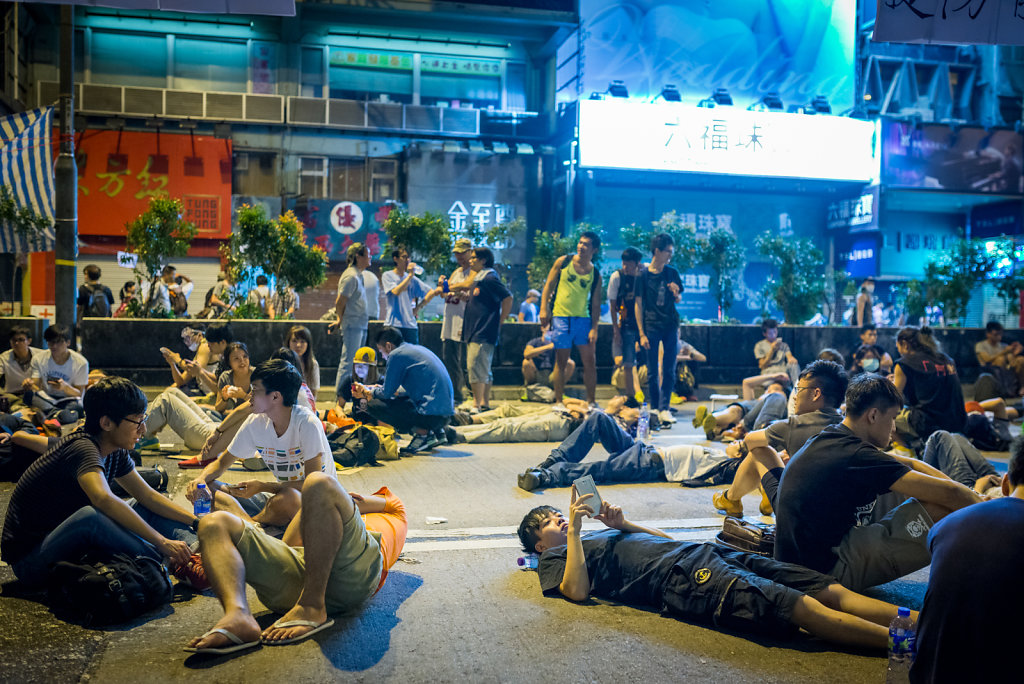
[353,346,377,364]
[452,238,472,253]
[527,289,541,298]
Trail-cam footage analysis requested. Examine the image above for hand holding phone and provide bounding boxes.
[572,475,603,518]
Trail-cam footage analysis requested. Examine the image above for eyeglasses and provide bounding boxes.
[794,385,817,395]
[122,414,148,431]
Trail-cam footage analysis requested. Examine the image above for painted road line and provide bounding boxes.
[404,529,720,552]
[404,517,762,540]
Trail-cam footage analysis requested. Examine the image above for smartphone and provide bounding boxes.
[573,475,603,518]
[46,375,61,384]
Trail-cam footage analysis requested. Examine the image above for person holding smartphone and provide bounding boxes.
[517,489,918,650]
[26,325,88,411]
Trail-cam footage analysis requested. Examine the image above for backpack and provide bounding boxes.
[84,283,111,318]
[332,425,382,468]
[47,553,174,626]
[169,289,189,315]
[362,424,399,461]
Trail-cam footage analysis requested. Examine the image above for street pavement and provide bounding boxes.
[0,394,980,684]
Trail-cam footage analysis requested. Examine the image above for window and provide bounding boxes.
[506,62,526,112]
[233,152,278,196]
[300,46,324,98]
[174,38,247,92]
[299,157,327,197]
[329,159,366,201]
[328,48,412,103]
[91,32,166,88]
[370,158,398,202]
[420,53,501,109]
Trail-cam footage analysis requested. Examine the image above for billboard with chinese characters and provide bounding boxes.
[75,129,232,238]
[285,197,393,263]
[406,151,529,264]
[827,186,879,232]
[578,0,855,110]
[577,100,880,182]
[881,121,1024,194]
[875,0,1024,46]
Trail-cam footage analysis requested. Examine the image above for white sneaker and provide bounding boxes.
[659,410,677,424]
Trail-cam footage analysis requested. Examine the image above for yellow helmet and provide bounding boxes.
[353,346,377,364]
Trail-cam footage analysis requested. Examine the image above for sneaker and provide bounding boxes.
[177,455,216,469]
[173,554,210,591]
[243,456,269,471]
[136,436,160,450]
[633,390,645,403]
[517,467,552,492]
[445,426,465,444]
[712,490,743,517]
[659,410,676,425]
[759,487,774,516]
[670,393,685,405]
[401,432,440,455]
[691,405,709,429]
[701,414,718,440]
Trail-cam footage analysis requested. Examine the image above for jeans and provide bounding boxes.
[922,430,997,489]
[740,393,788,432]
[398,327,419,344]
[643,327,679,411]
[366,396,448,435]
[11,505,166,583]
[442,339,467,400]
[546,412,663,486]
[457,412,572,443]
[145,387,217,450]
[335,324,368,394]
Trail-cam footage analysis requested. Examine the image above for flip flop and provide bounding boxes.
[184,627,261,655]
[262,618,336,646]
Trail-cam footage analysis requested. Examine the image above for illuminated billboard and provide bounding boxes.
[577,99,880,182]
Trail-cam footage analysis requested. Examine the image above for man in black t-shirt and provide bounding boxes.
[1,377,195,584]
[459,248,512,411]
[517,490,915,649]
[608,247,643,398]
[771,375,982,591]
[76,263,115,319]
[635,233,684,425]
[713,360,848,518]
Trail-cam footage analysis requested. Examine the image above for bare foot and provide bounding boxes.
[262,604,329,643]
[187,612,260,650]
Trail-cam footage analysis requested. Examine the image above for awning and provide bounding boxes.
[0,107,56,254]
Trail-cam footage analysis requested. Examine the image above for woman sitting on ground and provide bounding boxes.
[893,325,967,446]
[285,325,320,397]
[215,342,252,414]
[849,344,883,377]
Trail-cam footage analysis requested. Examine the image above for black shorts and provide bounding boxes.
[661,543,835,638]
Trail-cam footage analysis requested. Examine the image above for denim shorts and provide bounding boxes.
[551,316,592,349]
[612,327,639,365]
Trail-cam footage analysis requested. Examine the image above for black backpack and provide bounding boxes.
[84,283,111,318]
[47,553,174,626]
[331,425,381,468]
[169,289,189,315]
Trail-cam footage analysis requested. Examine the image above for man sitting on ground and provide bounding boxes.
[910,436,1024,682]
[0,326,43,408]
[741,318,799,400]
[185,479,406,654]
[522,324,574,389]
[1,376,194,583]
[26,325,88,411]
[351,326,455,455]
[519,490,917,650]
[187,359,333,533]
[771,375,982,591]
[711,360,847,518]
[974,320,1024,397]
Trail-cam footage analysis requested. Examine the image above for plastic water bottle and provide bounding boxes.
[637,402,650,443]
[516,554,538,570]
[193,483,212,518]
[885,606,915,684]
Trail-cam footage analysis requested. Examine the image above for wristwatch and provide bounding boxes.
[190,517,200,532]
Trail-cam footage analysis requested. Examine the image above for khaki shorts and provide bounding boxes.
[236,511,383,615]
[829,497,933,592]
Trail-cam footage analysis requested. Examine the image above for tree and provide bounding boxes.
[621,211,701,273]
[0,184,51,240]
[526,222,600,290]
[922,238,1007,326]
[754,231,826,324]
[381,208,454,274]
[125,197,198,316]
[220,205,328,318]
[697,226,746,320]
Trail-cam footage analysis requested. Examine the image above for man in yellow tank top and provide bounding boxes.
[539,231,602,405]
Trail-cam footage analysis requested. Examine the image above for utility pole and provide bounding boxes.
[54,5,77,335]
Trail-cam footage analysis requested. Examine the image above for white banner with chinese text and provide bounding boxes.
[874,0,1024,46]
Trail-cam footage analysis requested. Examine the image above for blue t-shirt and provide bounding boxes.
[372,343,454,416]
[519,301,538,322]
[910,497,1024,683]
[381,270,429,330]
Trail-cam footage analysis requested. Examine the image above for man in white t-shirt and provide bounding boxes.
[27,325,89,409]
[188,359,333,530]
[0,325,44,403]
[432,237,474,401]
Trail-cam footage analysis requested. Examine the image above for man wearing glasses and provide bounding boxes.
[1,376,195,584]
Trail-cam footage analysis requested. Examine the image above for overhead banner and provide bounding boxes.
[578,99,880,182]
[75,129,232,238]
[874,0,1024,46]
[827,186,880,232]
[285,198,393,262]
[881,120,1024,194]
